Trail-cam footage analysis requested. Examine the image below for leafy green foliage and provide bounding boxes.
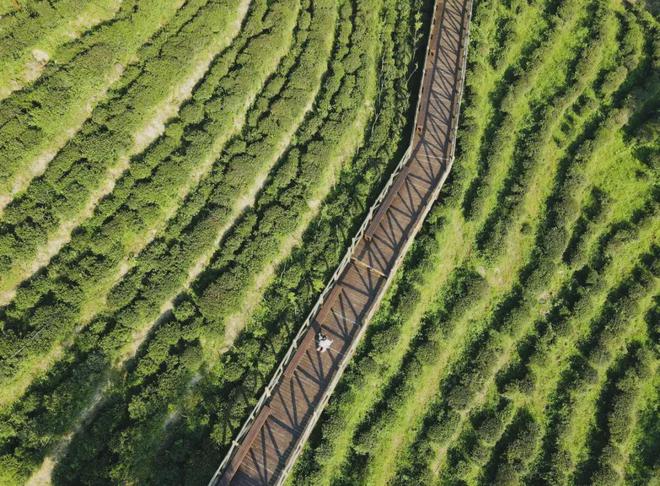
[0,0,657,485]
[289,0,659,485]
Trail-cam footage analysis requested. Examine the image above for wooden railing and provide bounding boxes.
[207,138,412,485]
[208,0,473,482]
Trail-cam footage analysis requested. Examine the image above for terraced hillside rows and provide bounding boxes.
[0,0,424,484]
[0,0,657,485]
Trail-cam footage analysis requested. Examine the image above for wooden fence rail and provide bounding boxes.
[209,0,473,483]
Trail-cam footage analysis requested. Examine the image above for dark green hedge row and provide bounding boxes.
[561,186,608,265]
[474,0,609,258]
[460,0,562,221]
[433,396,514,483]
[494,25,659,392]
[442,85,659,486]
[479,408,540,485]
[0,0,189,197]
[342,268,487,485]
[389,10,653,482]
[194,0,382,324]
[0,0,124,96]
[0,0,310,481]
[493,17,659,430]
[0,0,242,285]
[572,342,652,485]
[526,255,657,485]
[48,1,419,483]
[0,0,344,482]
[498,200,658,397]
[0,0,290,381]
[475,1,654,261]
[624,308,660,486]
[399,223,657,485]
[0,0,109,58]
[481,65,660,483]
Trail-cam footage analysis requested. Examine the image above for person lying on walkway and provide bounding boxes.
[316,332,333,353]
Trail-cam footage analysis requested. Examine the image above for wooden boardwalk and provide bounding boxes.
[210,0,472,484]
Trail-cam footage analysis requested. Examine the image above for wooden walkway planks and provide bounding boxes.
[210,0,472,484]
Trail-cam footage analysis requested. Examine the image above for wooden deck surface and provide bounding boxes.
[211,0,472,483]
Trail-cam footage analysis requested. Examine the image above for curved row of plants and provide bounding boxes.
[0,0,248,293]
[0,0,124,100]
[0,0,312,481]
[51,0,384,480]
[0,0,392,482]
[0,0,190,203]
[48,0,422,483]
[0,0,300,401]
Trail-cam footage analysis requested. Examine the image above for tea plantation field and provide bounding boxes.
[0,0,657,485]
